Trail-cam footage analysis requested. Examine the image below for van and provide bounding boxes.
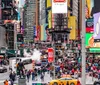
[20,57,32,65]
[9,57,32,72]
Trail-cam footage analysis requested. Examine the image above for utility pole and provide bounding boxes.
[81,0,86,85]
[14,22,17,58]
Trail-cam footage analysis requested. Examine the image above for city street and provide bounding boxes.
[0,66,98,85]
[0,0,100,85]
[0,66,9,85]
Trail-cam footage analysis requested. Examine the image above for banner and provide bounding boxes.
[40,24,48,41]
[86,0,94,18]
[48,10,52,29]
[47,0,51,8]
[68,16,77,40]
[93,12,100,42]
[33,26,37,37]
[52,0,67,13]
[48,48,54,63]
[36,26,40,41]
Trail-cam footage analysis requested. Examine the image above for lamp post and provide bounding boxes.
[14,22,18,58]
[81,0,86,85]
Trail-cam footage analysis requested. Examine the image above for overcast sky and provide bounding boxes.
[19,0,25,8]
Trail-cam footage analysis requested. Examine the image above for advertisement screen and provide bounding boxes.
[86,18,94,33]
[86,0,94,19]
[54,0,66,2]
[52,0,67,13]
[86,33,100,48]
[93,12,100,42]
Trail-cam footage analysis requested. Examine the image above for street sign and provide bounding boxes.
[48,48,54,63]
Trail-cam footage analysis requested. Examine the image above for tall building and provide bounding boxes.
[0,0,18,49]
[23,0,36,43]
[0,0,6,48]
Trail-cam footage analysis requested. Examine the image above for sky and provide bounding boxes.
[19,0,25,8]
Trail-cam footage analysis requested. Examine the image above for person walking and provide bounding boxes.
[32,71,35,80]
[4,80,9,85]
[26,70,31,82]
[41,73,44,81]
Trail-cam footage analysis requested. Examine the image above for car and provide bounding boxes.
[93,81,100,85]
[0,66,7,73]
[49,75,81,85]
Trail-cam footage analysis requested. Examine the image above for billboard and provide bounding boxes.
[48,10,52,29]
[40,24,48,41]
[68,16,77,40]
[93,12,100,42]
[86,0,94,18]
[47,0,51,8]
[86,33,100,48]
[52,0,67,13]
[86,18,94,33]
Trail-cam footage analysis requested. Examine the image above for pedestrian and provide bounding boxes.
[35,72,37,81]
[9,72,13,80]
[4,80,9,85]
[41,73,44,81]
[26,70,31,82]
[8,79,14,85]
[32,71,35,80]
[12,71,16,82]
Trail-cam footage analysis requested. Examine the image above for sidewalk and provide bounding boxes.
[79,75,98,85]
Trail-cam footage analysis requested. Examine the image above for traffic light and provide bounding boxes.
[17,34,23,42]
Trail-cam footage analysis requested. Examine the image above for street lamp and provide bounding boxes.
[14,22,18,58]
[81,0,86,85]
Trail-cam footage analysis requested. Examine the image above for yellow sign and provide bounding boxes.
[68,16,77,40]
[48,10,52,29]
[47,0,51,8]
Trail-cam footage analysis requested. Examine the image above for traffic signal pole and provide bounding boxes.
[81,0,86,85]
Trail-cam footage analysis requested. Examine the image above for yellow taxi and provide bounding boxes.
[49,75,81,85]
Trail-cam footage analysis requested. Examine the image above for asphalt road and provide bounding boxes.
[0,65,10,85]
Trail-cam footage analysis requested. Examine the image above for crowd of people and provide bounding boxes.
[2,49,100,85]
[53,54,100,80]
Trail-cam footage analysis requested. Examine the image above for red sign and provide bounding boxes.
[86,27,94,33]
[48,48,54,63]
[54,0,66,2]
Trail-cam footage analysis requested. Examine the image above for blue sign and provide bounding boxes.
[33,26,37,37]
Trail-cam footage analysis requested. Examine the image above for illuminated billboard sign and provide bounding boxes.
[93,12,100,42]
[86,18,94,33]
[86,33,100,48]
[52,0,67,13]
[86,0,94,19]
[53,0,66,2]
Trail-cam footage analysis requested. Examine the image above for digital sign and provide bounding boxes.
[52,0,67,13]
[93,12,100,42]
[86,33,100,48]
[54,0,66,2]
[86,0,94,19]
[86,18,94,33]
